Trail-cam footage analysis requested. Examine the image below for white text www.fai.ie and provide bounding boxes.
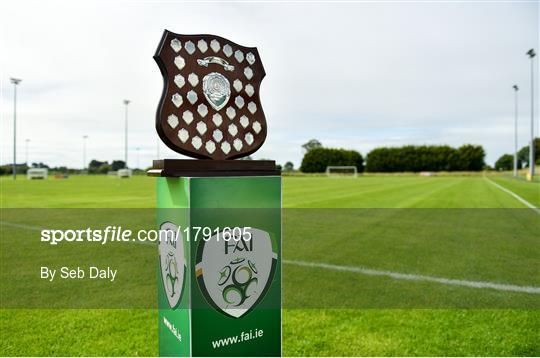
[211,328,264,349]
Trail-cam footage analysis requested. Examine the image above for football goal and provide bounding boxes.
[325,166,358,178]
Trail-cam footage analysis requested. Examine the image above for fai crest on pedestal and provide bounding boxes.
[195,228,277,318]
[159,222,185,309]
[154,30,267,160]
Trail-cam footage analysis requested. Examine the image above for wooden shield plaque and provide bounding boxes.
[154,30,267,160]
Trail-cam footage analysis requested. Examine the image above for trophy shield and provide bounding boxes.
[154,30,267,160]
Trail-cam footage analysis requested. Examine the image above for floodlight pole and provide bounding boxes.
[83,135,88,173]
[527,49,536,179]
[513,85,519,177]
[136,147,140,169]
[10,78,22,180]
[124,99,130,169]
[25,139,30,166]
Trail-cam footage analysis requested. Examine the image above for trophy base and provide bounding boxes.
[147,159,280,177]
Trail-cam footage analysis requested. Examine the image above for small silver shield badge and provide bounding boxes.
[202,72,231,111]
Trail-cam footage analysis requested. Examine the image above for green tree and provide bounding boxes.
[111,160,126,171]
[98,164,111,174]
[88,160,109,174]
[300,148,364,173]
[517,137,540,167]
[301,139,322,153]
[283,162,294,172]
[0,163,30,175]
[455,144,485,171]
[31,162,49,169]
[494,154,515,171]
[51,166,69,173]
[365,144,486,172]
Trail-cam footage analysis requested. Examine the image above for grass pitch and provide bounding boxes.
[1,174,539,356]
[1,174,538,208]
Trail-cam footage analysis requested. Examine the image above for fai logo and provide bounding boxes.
[195,228,277,318]
[154,30,267,160]
[159,222,185,309]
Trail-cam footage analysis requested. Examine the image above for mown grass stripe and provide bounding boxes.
[284,259,540,294]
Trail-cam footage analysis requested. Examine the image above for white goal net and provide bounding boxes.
[325,166,358,178]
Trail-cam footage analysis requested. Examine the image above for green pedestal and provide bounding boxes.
[156,175,281,357]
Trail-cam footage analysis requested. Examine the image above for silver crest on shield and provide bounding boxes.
[202,72,231,111]
[159,222,185,309]
[195,228,277,318]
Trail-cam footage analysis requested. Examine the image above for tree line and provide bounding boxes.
[300,140,487,173]
[365,144,485,172]
[0,160,127,175]
[3,139,536,175]
[301,147,365,173]
[87,160,126,174]
[494,138,540,171]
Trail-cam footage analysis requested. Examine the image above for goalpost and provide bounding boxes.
[325,166,358,178]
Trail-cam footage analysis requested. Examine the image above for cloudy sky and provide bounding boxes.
[1,0,538,169]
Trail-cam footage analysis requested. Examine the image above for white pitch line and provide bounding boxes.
[283,259,540,294]
[484,176,540,214]
[0,221,44,231]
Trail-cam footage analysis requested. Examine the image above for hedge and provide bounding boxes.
[300,148,364,173]
[365,144,485,172]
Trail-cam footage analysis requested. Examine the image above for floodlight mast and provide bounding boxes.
[513,85,519,177]
[25,139,30,165]
[10,78,22,180]
[526,49,536,179]
[83,135,88,173]
[123,99,130,169]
